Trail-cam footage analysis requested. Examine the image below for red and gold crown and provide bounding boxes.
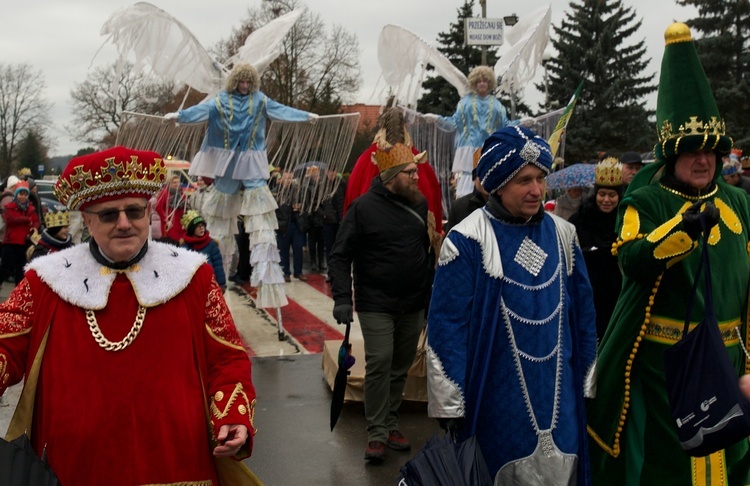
[44,210,71,229]
[595,157,623,187]
[54,146,167,211]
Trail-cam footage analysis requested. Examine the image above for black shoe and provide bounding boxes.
[294,274,309,282]
[284,275,291,283]
[311,265,319,273]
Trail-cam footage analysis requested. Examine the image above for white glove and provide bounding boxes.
[423,113,440,124]
[519,117,536,128]
[164,112,179,121]
[308,113,319,124]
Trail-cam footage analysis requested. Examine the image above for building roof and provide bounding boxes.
[340,104,380,133]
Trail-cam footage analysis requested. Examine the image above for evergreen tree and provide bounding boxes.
[677,0,750,149]
[417,1,500,116]
[547,0,656,163]
[15,129,48,178]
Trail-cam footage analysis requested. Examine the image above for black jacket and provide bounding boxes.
[445,188,486,234]
[328,178,431,314]
[568,196,622,340]
[322,179,347,224]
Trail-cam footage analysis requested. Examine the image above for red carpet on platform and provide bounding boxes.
[240,279,343,353]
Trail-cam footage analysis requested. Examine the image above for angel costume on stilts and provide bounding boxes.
[432,66,518,198]
[172,63,316,309]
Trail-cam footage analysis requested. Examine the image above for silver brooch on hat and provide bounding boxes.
[520,141,541,164]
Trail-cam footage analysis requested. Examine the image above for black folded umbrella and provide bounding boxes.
[397,433,492,486]
[0,433,60,486]
[330,321,355,431]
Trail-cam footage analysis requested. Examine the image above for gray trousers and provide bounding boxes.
[358,309,424,443]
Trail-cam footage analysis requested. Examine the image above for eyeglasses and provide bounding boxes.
[400,168,419,179]
[84,205,148,224]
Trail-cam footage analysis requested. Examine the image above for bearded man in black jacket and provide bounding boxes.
[328,115,431,465]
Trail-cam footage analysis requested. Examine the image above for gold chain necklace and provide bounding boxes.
[86,306,147,352]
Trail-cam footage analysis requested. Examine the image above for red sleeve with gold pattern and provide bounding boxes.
[201,268,255,458]
[0,278,35,395]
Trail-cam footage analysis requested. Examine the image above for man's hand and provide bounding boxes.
[213,424,248,457]
[164,112,179,121]
[682,200,719,238]
[333,304,353,324]
[423,113,439,124]
[519,116,536,128]
[741,375,750,400]
[308,113,319,124]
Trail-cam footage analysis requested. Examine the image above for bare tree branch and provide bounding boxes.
[67,61,174,147]
[0,63,52,177]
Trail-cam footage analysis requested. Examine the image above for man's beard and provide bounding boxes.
[393,179,425,206]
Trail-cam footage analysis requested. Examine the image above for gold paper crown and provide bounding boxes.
[371,143,426,172]
[180,210,204,231]
[595,157,623,187]
[44,210,70,228]
[54,146,167,211]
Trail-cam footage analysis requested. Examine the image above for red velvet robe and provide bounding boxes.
[344,143,444,234]
[0,242,256,485]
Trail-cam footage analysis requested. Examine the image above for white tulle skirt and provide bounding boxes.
[201,184,288,308]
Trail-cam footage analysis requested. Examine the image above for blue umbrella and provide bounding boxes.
[546,163,595,191]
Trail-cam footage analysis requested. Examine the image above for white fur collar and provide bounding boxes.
[27,241,207,310]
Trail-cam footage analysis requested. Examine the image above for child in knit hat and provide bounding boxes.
[180,210,226,290]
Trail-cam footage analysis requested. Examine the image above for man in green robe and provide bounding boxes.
[587,22,750,486]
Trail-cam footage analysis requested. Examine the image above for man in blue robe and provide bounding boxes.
[427,125,597,485]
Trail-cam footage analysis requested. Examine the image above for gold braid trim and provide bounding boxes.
[691,451,726,485]
[0,354,8,387]
[211,382,253,421]
[247,97,266,150]
[606,273,664,458]
[644,317,740,345]
[138,481,212,486]
[658,183,718,201]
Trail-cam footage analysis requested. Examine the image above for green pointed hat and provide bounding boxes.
[654,22,732,162]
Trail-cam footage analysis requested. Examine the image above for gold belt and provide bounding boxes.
[644,317,741,345]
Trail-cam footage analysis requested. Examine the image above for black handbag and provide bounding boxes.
[663,218,750,457]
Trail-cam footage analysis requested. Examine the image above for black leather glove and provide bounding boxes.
[682,200,719,239]
[332,304,353,324]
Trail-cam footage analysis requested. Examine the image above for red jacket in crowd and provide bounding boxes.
[3,201,39,245]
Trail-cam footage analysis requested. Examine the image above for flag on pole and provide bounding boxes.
[548,81,584,159]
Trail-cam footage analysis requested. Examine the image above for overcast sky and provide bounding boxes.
[2,0,696,156]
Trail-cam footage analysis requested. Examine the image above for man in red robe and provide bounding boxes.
[0,146,260,485]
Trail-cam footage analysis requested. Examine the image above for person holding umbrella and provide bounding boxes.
[328,121,432,465]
